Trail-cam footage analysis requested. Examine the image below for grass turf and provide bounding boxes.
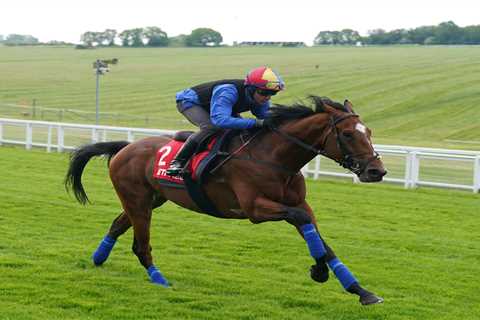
[0,145,479,319]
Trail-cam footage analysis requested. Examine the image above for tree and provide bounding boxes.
[80,31,96,47]
[365,29,389,44]
[435,21,462,44]
[168,34,188,47]
[314,31,339,45]
[130,28,145,47]
[0,35,3,43]
[4,34,39,45]
[118,28,145,47]
[118,29,133,46]
[462,25,480,44]
[103,29,117,46]
[408,25,436,44]
[144,27,168,47]
[186,28,222,47]
[339,29,361,44]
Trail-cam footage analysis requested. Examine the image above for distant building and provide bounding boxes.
[238,41,306,47]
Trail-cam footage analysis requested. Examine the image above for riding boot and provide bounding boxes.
[166,137,199,176]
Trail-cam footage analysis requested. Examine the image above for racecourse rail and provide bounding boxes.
[1,118,479,193]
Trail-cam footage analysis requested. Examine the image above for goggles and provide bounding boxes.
[256,89,278,97]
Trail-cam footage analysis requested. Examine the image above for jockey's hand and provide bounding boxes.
[255,117,277,129]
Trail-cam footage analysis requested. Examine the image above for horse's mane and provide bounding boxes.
[268,95,347,123]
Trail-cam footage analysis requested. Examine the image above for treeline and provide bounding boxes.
[314,21,480,45]
[0,34,72,46]
[78,27,222,48]
[3,20,480,47]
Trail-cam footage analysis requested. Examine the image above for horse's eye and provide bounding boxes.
[342,131,354,140]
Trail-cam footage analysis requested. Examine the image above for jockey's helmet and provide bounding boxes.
[244,66,285,92]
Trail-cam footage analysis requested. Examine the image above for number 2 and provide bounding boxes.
[158,146,172,166]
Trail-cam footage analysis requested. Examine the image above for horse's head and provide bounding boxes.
[316,97,386,182]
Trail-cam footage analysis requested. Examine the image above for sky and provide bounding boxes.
[1,0,478,45]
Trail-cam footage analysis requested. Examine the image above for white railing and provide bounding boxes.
[1,118,479,193]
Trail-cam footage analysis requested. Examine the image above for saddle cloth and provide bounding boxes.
[153,130,244,216]
[152,137,218,185]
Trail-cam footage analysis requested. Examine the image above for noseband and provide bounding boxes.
[273,114,380,175]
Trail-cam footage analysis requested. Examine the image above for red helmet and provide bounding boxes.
[245,66,285,92]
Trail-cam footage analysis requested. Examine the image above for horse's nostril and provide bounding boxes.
[368,168,386,179]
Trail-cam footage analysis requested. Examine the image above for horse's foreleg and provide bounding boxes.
[92,211,131,266]
[297,202,384,306]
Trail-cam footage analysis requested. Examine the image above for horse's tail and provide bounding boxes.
[65,141,130,205]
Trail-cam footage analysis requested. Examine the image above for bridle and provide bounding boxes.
[272,114,381,175]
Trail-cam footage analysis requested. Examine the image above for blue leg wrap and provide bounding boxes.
[92,235,116,266]
[300,224,327,260]
[147,265,169,287]
[328,257,358,290]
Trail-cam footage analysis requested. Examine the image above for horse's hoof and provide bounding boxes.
[152,279,170,288]
[360,293,384,305]
[310,263,329,283]
[147,266,169,287]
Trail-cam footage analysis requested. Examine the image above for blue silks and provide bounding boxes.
[92,235,116,266]
[147,265,169,287]
[328,257,358,290]
[300,223,327,259]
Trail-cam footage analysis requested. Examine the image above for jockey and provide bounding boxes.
[166,66,285,176]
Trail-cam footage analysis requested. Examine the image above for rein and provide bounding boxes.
[273,114,380,175]
[209,130,264,174]
[209,113,380,177]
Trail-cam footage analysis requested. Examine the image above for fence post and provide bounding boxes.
[474,155,480,193]
[91,128,98,143]
[127,131,134,142]
[404,152,412,188]
[0,122,3,146]
[57,125,64,152]
[313,156,321,179]
[26,123,33,150]
[300,163,308,177]
[353,174,360,183]
[411,152,420,188]
[47,125,52,152]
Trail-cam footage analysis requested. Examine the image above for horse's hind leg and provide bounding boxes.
[92,211,131,266]
[128,204,169,287]
[120,188,169,287]
[92,193,168,266]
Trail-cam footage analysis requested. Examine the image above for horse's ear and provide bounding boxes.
[310,95,325,112]
[344,99,355,113]
[322,103,337,114]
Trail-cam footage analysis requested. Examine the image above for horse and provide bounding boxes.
[65,96,387,305]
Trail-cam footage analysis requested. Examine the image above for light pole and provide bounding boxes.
[93,58,118,125]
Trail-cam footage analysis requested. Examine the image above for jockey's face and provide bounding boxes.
[253,90,273,104]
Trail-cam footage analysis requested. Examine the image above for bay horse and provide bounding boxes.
[65,96,387,305]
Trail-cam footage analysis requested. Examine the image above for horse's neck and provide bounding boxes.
[270,114,331,171]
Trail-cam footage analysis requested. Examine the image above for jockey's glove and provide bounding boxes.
[255,118,276,129]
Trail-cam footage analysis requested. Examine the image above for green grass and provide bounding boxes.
[1,46,480,149]
[1,145,479,319]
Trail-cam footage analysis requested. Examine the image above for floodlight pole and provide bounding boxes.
[92,59,118,125]
[95,67,101,125]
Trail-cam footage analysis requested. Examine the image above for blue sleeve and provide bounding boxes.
[251,101,270,119]
[176,88,200,110]
[210,85,256,129]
